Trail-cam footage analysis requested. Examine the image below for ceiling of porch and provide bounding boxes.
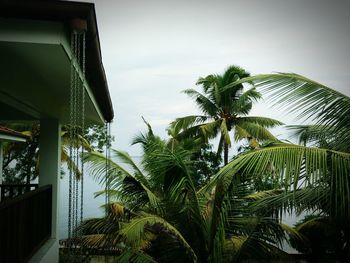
[0,39,103,125]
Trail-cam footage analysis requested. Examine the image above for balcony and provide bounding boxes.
[0,185,52,262]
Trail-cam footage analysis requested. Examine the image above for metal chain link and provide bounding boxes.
[74,32,82,239]
[73,32,79,241]
[81,32,86,226]
[68,27,87,252]
[104,122,112,215]
[107,123,111,205]
[68,31,76,245]
[105,122,108,217]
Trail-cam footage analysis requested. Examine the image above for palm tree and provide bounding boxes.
[82,124,298,262]
[202,73,350,259]
[170,65,283,165]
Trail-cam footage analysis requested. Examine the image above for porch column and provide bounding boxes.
[38,119,61,243]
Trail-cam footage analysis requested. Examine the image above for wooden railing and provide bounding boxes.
[0,185,52,263]
[0,184,39,201]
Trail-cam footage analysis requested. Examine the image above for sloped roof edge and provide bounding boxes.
[0,0,114,122]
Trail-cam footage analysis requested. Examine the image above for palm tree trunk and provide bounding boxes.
[224,142,229,165]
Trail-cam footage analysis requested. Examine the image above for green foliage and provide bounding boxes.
[1,123,110,183]
[82,122,293,263]
[81,71,350,261]
[170,65,282,165]
[83,124,115,152]
[289,215,342,255]
[192,144,222,186]
[117,249,157,263]
[1,123,40,184]
[219,72,350,259]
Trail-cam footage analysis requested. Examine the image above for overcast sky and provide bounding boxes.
[85,0,350,156]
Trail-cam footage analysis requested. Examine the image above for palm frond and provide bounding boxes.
[83,151,127,186]
[62,149,81,179]
[120,214,198,262]
[224,217,291,262]
[121,175,163,213]
[247,186,328,217]
[238,116,284,128]
[205,143,350,215]
[170,115,209,135]
[288,125,350,152]
[183,89,220,116]
[117,249,157,263]
[234,122,277,141]
[112,149,148,185]
[236,73,350,131]
[199,119,222,142]
[231,88,261,115]
[220,119,231,146]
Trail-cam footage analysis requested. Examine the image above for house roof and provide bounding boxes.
[0,126,28,142]
[0,0,114,122]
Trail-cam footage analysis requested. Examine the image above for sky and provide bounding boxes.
[84,0,350,156]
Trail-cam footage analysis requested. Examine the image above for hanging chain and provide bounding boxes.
[107,123,111,205]
[104,122,112,216]
[72,32,78,241]
[68,31,75,245]
[75,31,82,239]
[68,23,87,253]
[105,123,108,216]
[80,32,86,227]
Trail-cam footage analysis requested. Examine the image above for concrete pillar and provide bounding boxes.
[36,118,61,263]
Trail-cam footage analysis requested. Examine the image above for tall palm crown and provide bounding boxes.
[170,65,283,165]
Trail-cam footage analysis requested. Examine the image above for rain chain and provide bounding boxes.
[68,25,86,251]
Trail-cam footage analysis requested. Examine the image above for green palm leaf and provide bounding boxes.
[170,115,209,135]
[199,119,222,142]
[208,143,350,216]
[117,249,157,263]
[120,214,198,262]
[231,88,261,115]
[238,116,284,128]
[288,125,350,152]
[220,119,231,146]
[236,73,350,130]
[183,89,220,116]
[234,122,277,141]
[83,151,128,185]
[112,149,149,186]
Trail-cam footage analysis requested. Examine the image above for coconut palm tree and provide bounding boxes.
[82,124,299,262]
[210,73,350,216]
[170,65,283,165]
[200,73,350,260]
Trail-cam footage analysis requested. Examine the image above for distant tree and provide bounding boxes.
[1,123,110,183]
[192,144,221,186]
[83,124,114,153]
[289,215,345,257]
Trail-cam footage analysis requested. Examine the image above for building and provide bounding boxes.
[0,0,114,262]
